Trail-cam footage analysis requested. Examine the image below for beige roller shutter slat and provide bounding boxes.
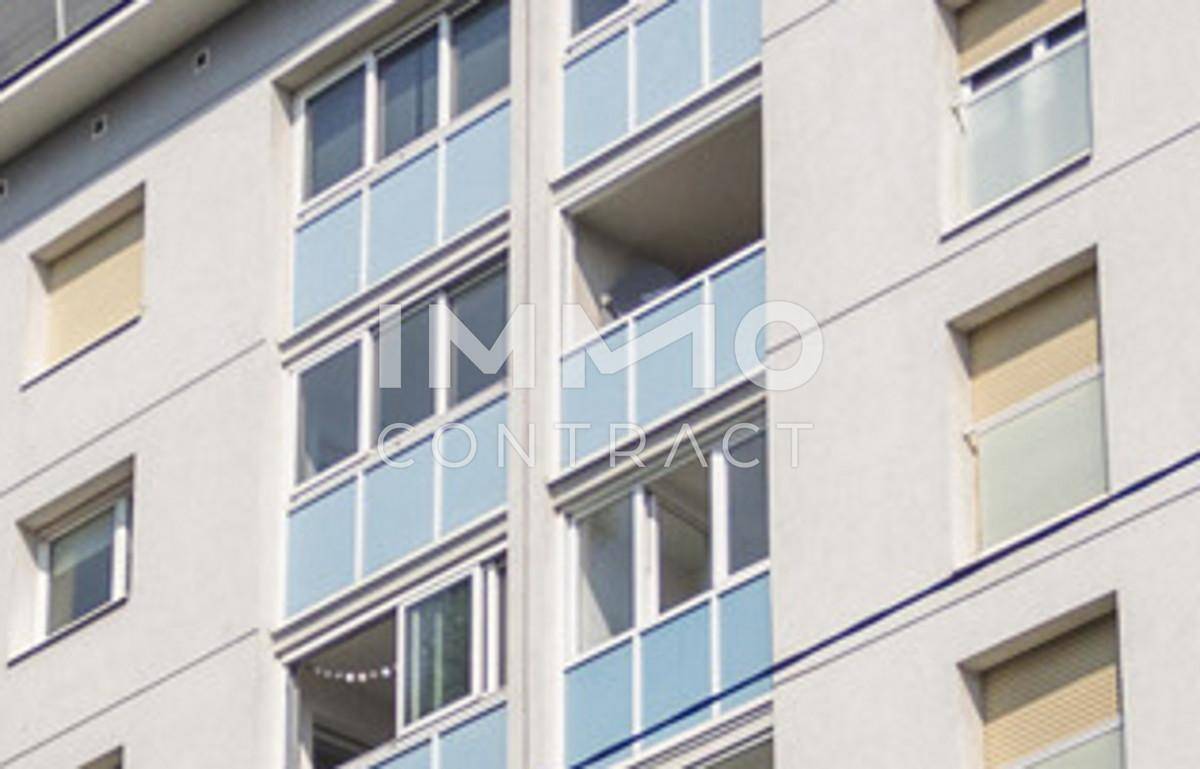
[983,615,1120,768]
[958,0,1084,74]
[45,211,144,365]
[970,271,1098,422]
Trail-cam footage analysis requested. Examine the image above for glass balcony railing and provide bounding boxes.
[1024,726,1123,769]
[286,396,507,616]
[292,102,510,328]
[565,573,772,768]
[559,243,766,469]
[960,36,1092,215]
[563,0,761,168]
[348,704,507,769]
[975,375,1107,548]
[0,0,130,86]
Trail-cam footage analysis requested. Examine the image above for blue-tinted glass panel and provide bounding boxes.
[307,67,365,197]
[364,438,435,575]
[710,0,761,80]
[634,285,706,426]
[380,29,439,156]
[440,706,507,769]
[964,40,1092,212]
[368,149,438,283]
[641,603,712,745]
[293,194,362,327]
[565,641,633,768]
[712,249,766,386]
[635,0,701,125]
[453,0,510,115]
[561,328,629,467]
[445,104,510,239]
[440,398,508,533]
[287,481,357,615]
[374,742,431,769]
[564,33,629,166]
[719,573,772,710]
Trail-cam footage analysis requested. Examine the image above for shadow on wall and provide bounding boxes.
[0,0,425,239]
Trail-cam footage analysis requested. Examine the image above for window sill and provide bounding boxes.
[20,314,142,391]
[7,595,127,667]
[941,150,1092,242]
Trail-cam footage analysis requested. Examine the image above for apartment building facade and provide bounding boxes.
[2,0,1200,768]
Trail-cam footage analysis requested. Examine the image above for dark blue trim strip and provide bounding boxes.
[573,447,1200,768]
[0,0,135,94]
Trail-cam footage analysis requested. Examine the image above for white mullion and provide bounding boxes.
[112,497,131,601]
[395,603,409,734]
[710,448,730,585]
[471,568,486,697]
[364,55,380,165]
[566,519,580,656]
[434,293,452,416]
[639,487,657,624]
[708,590,721,715]
[438,14,454,126]
[626,316,638,426]
[485,563,502,692]
[626,18,638,130]
[699,0,712,85]
[701,271,716,393]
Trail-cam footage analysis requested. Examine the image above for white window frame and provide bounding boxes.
[35,488,131,641]
[294,0,512,213]
[566,431,769,665]
[290,261,508,495]
[293,555,506,759]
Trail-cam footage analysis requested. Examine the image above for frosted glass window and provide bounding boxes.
[977,377,1107,547]
[48,509,116,633]
[727,432,769,573]
[649,461,711,613]
[576,498,634,653]
[449,269,508,404]
[405,579,473,722]
[641,603,712,744]
[377,307,435,437]
[306,67,365,198]
[452,0,510,115]
[379,28,439,157]
[297,344,361,482]
[574,0,626,34]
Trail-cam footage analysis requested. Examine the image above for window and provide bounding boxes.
[451,0,510,115]
[301,2,510,201]
[295,560,505,767]
[81,748,123,769]
[573,0,627,35]
[297,343,361,483]
[966,269,1106,548]
[306,67,366,198]
[952,0,1091,214]
[977,615,1123,768]
[37,206,144,369]
[295,263,507,486]
[38,488,131,637]
[571,431,769,655]
[405,578,473,723]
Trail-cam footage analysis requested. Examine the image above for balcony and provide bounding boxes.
[562,0,761,169]
[958,34,1092,218]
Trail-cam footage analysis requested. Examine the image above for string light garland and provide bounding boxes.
[305,662,397,684]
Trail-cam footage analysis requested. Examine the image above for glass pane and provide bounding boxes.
[307,67,365,198]
[563,32,629,166]
[709,0,762,81]
[452,0,510,115]
[297,344,361,483]
[712,249,766,386]
[293,194,362,328]
[634,284,706,426]
[649,461,711,613]
[719,574,772,710]
[576,497,634,653]
[373,744,431,769]
[48,509,115,633]
[286,481,357,615]
[565,641,633,768]
[406,579,473,723]
[561,328,629,467]
[635,0,702,125]
[380,29,439,156]
[978,377,1107,548]
[368,148,438,283]
[641,603,712,745]
[1028,728,1123,769]
[449,270,508,404]
[574,0,626,34]
[377,307,435,438]
[963,40,1092,213]
[727,432,769,573]
[363,438,435,575]
[440,706,507,769]
[444,103,511,238]
[440,398,508,532]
